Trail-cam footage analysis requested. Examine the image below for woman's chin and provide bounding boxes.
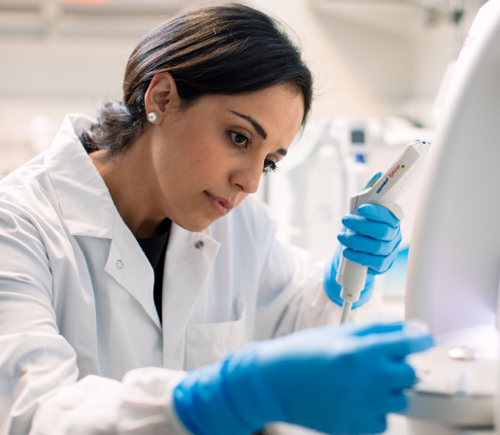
[173,215,220,233]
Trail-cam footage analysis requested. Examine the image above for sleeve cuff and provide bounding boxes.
[120,367,192,435]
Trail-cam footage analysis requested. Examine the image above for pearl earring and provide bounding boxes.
[147,112,159,124]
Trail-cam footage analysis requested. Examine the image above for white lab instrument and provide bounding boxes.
[337,140,430,323]
[405,0,500,433]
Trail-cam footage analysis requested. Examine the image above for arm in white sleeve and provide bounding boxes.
[0,203,190,435]
[28,368,189,435]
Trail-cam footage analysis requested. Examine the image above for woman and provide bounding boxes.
[0,4,431,435]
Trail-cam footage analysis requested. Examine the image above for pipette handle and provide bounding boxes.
[337,253,368,302]
[335,140,431,323]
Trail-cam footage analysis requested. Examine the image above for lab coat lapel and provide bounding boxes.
[162,223,220,366]
[46,114,160,329]
[104,211,159,330]
[46,114,114,239]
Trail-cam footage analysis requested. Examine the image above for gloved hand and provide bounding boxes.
[173,322,433,435]
[324,173,403,308]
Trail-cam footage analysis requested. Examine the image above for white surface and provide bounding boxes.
[408,343,497,396]
[404,2,500,433]
[269,413,408,435]
[406,0,500,337]
[407,419,494,435]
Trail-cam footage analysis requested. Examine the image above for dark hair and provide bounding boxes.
[80,3,313,157]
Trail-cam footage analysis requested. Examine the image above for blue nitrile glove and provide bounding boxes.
[324,172,402,308]
[174,322,433,435]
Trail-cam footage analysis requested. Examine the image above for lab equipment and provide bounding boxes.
[404,342,497,430]
[324,243,375,309]
[337,140,430,323]
[173,322,433,435]
[404,0,500,433]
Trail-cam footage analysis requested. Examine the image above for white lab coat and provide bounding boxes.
[0,114,380,435]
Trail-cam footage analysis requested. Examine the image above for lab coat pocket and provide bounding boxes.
[185,299,247,370]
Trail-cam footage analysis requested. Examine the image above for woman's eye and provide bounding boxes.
[230,131,249,147]
[263,159,278,174]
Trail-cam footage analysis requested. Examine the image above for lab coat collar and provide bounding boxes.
[46,115,160,328]
[45,114,115,239]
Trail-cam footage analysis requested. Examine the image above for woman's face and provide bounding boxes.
[149,84,305,232]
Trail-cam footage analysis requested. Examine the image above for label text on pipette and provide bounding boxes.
[389,165,401,178]
[377,178,389,194]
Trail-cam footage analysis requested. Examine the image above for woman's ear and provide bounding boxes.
[144,72,180,122]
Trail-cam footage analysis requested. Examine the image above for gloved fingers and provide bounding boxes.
[384,362,417,389]
[370,330,434,359]
[370,416,388,435]
[346,402,388,435]
[342,215,400,242]
[346,321,404,337]
[342,247,398,274]
[357,204,400,228]
[338,229,402,256]
[358,414,388,435]
[379,390,408,414]
[371,239,402,274]
[324,248,342,280]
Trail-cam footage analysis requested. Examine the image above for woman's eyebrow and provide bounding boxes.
[230,111,267,140]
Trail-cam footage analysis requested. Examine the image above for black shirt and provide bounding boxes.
[137,219,172,324]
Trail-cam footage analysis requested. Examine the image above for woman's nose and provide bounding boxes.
[230,161,263,194]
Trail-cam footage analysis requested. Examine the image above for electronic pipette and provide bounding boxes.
[338,140,430,323]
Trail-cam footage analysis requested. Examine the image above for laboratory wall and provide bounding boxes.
[0,0,188,175]
[0,0,487,171]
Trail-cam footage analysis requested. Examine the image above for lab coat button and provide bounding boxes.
[116,260,124,269]
[195,241,204,249]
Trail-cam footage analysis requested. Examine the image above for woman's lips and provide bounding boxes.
[204,191,233,216]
